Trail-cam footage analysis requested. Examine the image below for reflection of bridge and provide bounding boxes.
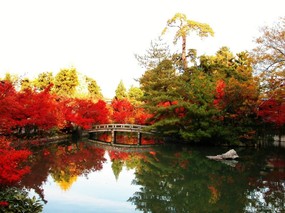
[89,124,154,145]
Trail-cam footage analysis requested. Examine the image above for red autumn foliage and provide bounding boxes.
[258,99,285,126]
[58,98,110,130]
[133,107,153,125]
[0,81,111,135]
[157,100,186,118]
[0,201,9,207]
[0,83,59,135]
[111,99,152,124]
[0,137,31,187]
[111,99,134,123]
[0,81,18,133]
[15,86,59,130]
[213,80,226,109]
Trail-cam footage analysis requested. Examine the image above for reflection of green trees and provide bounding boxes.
[128,145,285,212]
[0,187,43,213]
[109,150,145,180]
[16,141,285,212]
[111,160,124,180]
[129,146,220,212]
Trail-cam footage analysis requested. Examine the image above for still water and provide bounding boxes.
[20,139,285,213]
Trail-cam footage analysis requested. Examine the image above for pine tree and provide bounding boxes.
[115,80,127,100]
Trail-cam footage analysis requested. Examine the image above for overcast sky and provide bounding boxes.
[0,0,284,98]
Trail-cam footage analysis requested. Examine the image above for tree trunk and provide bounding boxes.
[181,35,187,71]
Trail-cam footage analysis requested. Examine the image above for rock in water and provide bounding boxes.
[207,149,239,160]
[221,149,239,159]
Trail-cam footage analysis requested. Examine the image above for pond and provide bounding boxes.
[18,139,285,212]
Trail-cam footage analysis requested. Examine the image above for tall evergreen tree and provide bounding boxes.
[86,77,103,100]
[162,13,214,71]
[139,59,182,135]
[115,80,127,100]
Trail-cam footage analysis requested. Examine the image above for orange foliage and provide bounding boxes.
[111,99,152,124]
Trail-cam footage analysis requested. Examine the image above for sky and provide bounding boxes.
[0,0,284,98]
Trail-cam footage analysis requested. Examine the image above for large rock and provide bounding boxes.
[206,149,239,160]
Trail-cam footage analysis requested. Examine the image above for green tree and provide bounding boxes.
[115,80,127,100]
[53,67,79,97]
[140,47,259,144]
[34,72,54,91]
[86,77,103,100]
[198,48,259,144]
[0,187,43,213]
[162,13,214,71]
[128,85,143,104]
[177,70,217,143]
[139,59,182,135]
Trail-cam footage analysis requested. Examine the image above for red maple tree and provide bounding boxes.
[258,99,285,126]
[58,98,110,130]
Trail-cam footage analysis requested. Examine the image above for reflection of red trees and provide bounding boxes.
[109,151,130,161]
[108,150,146,166]
[141,137,157,145]
[97,133,112,143]
[20,147,54,202]
[248,155,285,208]
[173,152,190,169]
[51,143,106,177]
[20,142,106,200]
[0,137,31,187]
[96,133,157,145]
[265,156,285,181]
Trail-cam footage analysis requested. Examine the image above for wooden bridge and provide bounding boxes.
[89,124,154,145]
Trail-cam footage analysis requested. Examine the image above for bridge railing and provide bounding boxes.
[91,124,148,131]
[89,124,155,146]
[89,124,156,135]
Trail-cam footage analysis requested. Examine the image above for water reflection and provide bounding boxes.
[129,145,285,212]
[18,140,285,212]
